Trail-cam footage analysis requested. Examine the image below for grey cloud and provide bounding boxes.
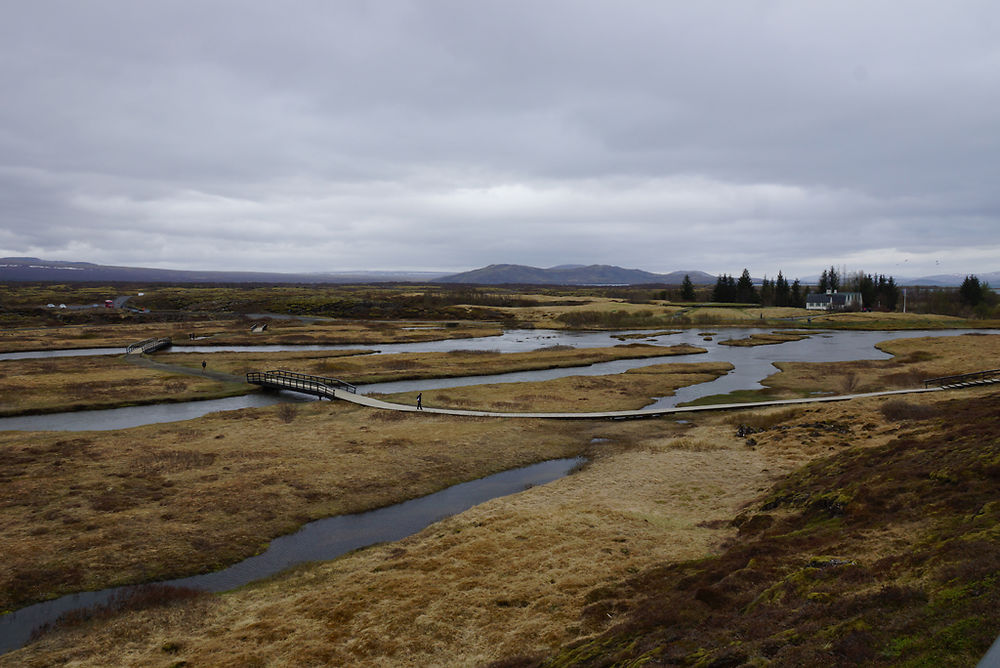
[0,1,998,278]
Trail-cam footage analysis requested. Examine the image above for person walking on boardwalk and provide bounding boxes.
[201,360,206,373]
[416,393,422,410]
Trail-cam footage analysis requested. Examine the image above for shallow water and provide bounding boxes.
[0,329,994,431]
[0,456,583,655]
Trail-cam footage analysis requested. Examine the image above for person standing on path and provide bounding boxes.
[202,360,206,373]
[416,393,422,410]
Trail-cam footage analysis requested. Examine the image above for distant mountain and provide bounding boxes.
[437,264,717,286]
[0,258,447,284]
[905,272,1000,287]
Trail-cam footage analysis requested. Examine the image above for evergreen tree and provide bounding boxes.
[829,266,840,291]
[711,274,728,302]
[759,276,775,306]
[681,274,696,301]
[960,275,984,306]
[883,276,900,311]
[857,273,876,309]
[817,269,829,293]
[791,279,803,308]
[775,271,790,307]
[736,268,758,303]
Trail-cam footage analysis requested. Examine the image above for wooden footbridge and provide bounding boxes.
[243,368,994,420]
[126,337,172,355]
[923,369,1000,389]
[247,370,357,398]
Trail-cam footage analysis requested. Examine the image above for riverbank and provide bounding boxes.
[0,355,251,417]
[0,402,596,614]
[9,386,994,665]
[0,319,503,353]
[159,343,706,385]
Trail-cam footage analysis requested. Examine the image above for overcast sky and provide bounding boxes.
[1,1,998,279]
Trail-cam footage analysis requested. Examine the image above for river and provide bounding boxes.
[0,457,583,655]
[2,328,994,432]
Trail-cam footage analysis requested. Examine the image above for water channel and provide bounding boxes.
[1,328,994,431]
[0,456,583,655]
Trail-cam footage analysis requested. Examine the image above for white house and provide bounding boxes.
[805,291,863,311]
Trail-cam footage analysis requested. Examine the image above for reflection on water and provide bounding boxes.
[0,456,583,655]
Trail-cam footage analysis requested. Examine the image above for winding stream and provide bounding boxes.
[0,456,584,655]
[1,328,993,431]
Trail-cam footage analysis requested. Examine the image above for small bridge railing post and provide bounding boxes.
[924,368,1000,388]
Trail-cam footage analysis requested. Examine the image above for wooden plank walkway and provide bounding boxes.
[245,368,1000,420]
[328,386,949,420]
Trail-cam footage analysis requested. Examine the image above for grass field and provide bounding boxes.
[2,316,999,665]
[8,385,992,666]
[0,318,502,353]
[160,343,706,386]
[0,356,248,416]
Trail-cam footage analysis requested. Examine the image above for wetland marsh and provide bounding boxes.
[2,295,999,665]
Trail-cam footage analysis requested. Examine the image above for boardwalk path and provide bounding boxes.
[127,342,997,421]
[327,386,950,419]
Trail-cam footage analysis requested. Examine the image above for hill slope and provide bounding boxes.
[504,390,1000,667]
[0,258,445,284]
[437,264,715,285]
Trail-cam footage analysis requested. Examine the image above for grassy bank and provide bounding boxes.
[523,389,1000,667]
[683,333,1000,407]
[6,385,976,665]
[160,343,706,386]
[0,319,502,353]
[0,356,250,416]
[0,402,596,614]
[386,361,734,413]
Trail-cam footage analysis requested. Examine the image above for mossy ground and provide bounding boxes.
[520,390,1000,667]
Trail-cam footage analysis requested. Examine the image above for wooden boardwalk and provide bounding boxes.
[326,386,952,419]
[243,369,994,420]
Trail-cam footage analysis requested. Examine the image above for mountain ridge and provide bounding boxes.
[1,258,994,287]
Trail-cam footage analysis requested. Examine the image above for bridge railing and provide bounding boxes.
[246,369,357,394]
[126,337,172,355]
[924,368,1000,388]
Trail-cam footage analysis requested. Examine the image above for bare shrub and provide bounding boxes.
[276,403,298,423]
[840,372,860,393]
[879,398,938,421]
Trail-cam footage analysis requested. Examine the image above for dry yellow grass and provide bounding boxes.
[717,331,810,347]
[489,298,684,328]
[804,309,989,329]
[6,384,967,666]
[161,343,704,385]
[3,332,995,665]
[0,356,245,416]
[0,401,594,613]
[392,361,734,413]
[0,319,502,353]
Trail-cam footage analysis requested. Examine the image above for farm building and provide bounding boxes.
[805,291,863,311]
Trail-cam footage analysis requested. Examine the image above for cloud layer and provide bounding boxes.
[2,1,998,278]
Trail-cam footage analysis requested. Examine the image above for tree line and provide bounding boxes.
[681,265,904,310]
